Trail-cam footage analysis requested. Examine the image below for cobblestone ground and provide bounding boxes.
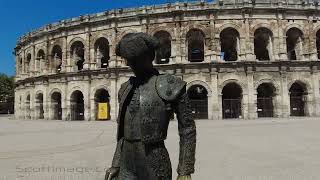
[0,115,320,180]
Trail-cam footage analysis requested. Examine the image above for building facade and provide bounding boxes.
[14,0,320,121]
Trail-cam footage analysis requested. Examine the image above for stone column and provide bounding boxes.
[210,67,219,120]
[278,20,288,60]
[61,36,68,73]
[90,97,96,121]
[247,67,257,119]
[84,31,91,70]
[175,23,186,64]
[244,17,255,61]
[85,80,91,121]
[110,73,118,121]
[280,69,290,117]
[311,66,319,116]
[242,93,249,119]
[218,93,223,119]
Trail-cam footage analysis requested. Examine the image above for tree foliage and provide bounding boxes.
[0,73,14,102]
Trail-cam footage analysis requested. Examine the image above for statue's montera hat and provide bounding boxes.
[116,32,159,60]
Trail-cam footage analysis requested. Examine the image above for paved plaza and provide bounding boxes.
[0,116,319,180]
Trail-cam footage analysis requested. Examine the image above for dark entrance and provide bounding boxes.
[154,31,172,64]
[257,83,275,118]
[51,92,62,120]
[95,89,110,120]
[289,82,306,116]
[187,29,205,62]
[36,93,44,119]
[222,83,242,119]
[71,90,84,121]
[26,95,31,119]
[187,85,208,119]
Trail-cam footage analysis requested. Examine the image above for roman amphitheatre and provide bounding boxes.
[14,0,320,121]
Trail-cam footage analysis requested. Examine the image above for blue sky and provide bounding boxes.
[0,0,206,76]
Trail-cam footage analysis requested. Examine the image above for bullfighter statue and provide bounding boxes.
[105,32,196,180]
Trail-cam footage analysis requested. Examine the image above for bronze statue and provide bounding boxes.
[105,33,196,180]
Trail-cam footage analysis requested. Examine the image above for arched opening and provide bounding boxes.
[36,93,44,119]
[94,37,110,68]
[70,90,84,121]
[220,27,240,62]
[222,83,243,119]
[257,83,276,118]
[52,45,62,72]
[36,50,45,72]
[316,30,320,59]
[19,58,23,74]
[254,28,273,61]
[154,31,172,64]
[187,85,208,119]
[289,82,307,116]
[51,92,62,120]
[26,53,31,73]
[26,94,31,119]
[70,41,85,71]
[94,89,110,120]
[187,29,205,62]
[286,28,304,61]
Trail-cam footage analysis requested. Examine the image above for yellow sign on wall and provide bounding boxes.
[98,103,109,120]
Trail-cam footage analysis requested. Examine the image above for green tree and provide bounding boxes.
[0,73,14,102]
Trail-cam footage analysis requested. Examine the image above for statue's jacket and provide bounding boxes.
[111,73,196,176]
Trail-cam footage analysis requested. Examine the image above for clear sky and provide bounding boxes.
[0,0,206,76]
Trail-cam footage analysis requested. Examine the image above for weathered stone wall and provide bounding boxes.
[14,1,320,120]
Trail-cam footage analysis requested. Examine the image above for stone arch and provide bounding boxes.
[221,81,244,119]
[187,80,212,97]
[288,80,310,117]
[36,49,45,72]
[68,86,83,99]
[91,85,111,100]
[68,37,86,50]
[70,90,85,121]
[35,91,44,119]
[93,88,111,120]
[187,83,209,119]
[313,24,320,37]
[254,27,274,61]
[288,79,312,94]
[255,79,280,95]
[284,24,305,35]
[150,27,174,39]
[25,53,32,72]
[315,29,320,59]
[251,23,275,37]
[153,30,172,64]
[70,40,85,71]
[219,79,247,95]
[49,88,64,99]
[182,24,210,39]
[186,28,206,62]
[91,34,111,48]
[50,89,63,120]
[286,27,304,60]
[94,37,110,68]
[217,23,242,38]
[256,82,277,118]
[220,27,241,61]
[25,92,31,119]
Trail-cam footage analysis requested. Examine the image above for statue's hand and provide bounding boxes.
[104,167,119,180]
[176,175,192,180]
